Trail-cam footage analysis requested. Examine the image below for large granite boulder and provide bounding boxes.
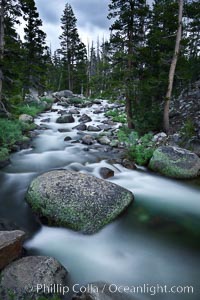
[56,114,75,123]
[72,282,136,300]
[149,146,200,179]
[0,256,68,300]
[0,230,25,270]
[26,170,134,234]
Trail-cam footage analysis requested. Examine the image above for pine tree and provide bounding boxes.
[108,0,150,128]
[21,0,47,95]
[59,3,87,92]
[0,0,22,114]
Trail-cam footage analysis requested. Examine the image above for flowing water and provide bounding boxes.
[0,101,200,300]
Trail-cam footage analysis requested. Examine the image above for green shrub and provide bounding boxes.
[105,109,126,123]
[14,104,43,117]
[40,97,54,104]
[0,147,9,162]
[117,128,155,165]
[181,119,195,139]
[0,119,24,147]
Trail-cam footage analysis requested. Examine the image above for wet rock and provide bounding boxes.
[72,282,136,300]
[98,136,111,145]
[93,99,102,105]
[68,108,80,114]
[152,132,167,143]
[122,159,137,170]
[184,138,200,156]
[26,170,134,234]
[0,230,25,270]
[101,120,116,126]
[64,136,72,141]
[82,135,94,145]
[110,140,119,147]
[0,256,68,300]
[40,118,50,122]
[19,114,33,123]
[87,125,101,132]
[93,109,103,114]
[98,124,112,131]
[149,146,200,179]
[99,167,114,179]
[73,123,87,131]
[58,128,70,133]
[56,114,75,123]
[53,89,73,99]
[78,114,92,123]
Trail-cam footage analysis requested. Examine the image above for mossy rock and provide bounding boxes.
[149,146,200,179]
[26,170,134,233]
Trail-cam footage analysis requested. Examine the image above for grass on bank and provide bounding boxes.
[0,98,53,161]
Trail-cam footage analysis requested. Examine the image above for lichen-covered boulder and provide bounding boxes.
[26,170,133,233]
[0,256,68,300]
[149,146,200,179]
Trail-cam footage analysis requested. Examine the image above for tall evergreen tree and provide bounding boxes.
[59,3,87,92]
[0,0,22,113]
[108,0,150,128]
[20,0,47,94]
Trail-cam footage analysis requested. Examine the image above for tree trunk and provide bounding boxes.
[163,0,183,134]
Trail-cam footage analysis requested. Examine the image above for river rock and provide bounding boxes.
[26,170,134,233]
[98,136,111,145]
[99,167,114,179]
[82,135,94,145]
[72,282,136,300]
[0,230,25,270]
[56,114,75,123]
[73,123,87,131]
[0,256,68,300]
[69,108,80,115]
[53,90,73,99]
[122,159,137,170]
[149,146,200,179]
[64,136,72,141]
[19,114,33,123]
[78,114,92,123]
[87,125,101,132]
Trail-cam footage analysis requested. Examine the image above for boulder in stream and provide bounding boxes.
[82,134,94,145]
[78,114,92,123]
[73,123,87,131]
[99,167,114,179]
[0,256,68,300]
[56,114,75,123]
[149,146,200,179]
[26,170,134,234]
[0,230,25,270]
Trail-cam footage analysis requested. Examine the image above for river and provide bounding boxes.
[0,100,200,300]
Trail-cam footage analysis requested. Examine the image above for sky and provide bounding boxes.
[34,0,111,52]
